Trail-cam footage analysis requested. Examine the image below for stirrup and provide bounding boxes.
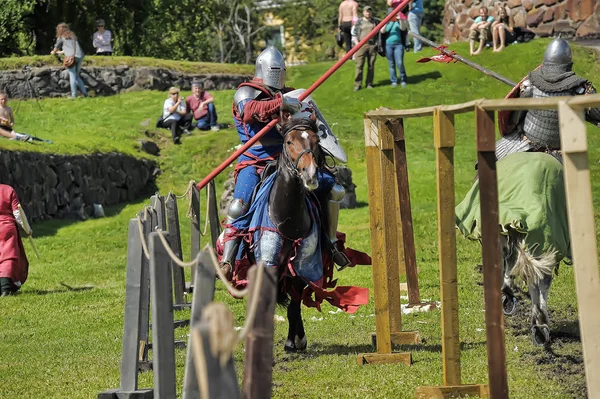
[331,246,351,271]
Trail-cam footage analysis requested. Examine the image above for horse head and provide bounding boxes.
[280,117,321,191]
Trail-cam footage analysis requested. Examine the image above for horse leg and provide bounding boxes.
[530,273,553,346]
[284,299,300,353]
[294,298,307,351]
[500,234,518,315]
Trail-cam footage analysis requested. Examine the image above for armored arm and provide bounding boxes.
[582,82,600,126]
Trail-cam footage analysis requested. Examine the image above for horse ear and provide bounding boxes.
[309,110,317,122]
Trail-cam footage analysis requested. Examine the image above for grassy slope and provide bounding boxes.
[1,39,599,398]
[0,55,254,75]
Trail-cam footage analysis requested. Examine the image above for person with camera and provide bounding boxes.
[0,92,30,142]
[160,87,193,145]
[50,23,89,99]
[186,81,219,132]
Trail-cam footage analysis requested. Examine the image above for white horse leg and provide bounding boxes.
[530,273,553,346]
[500,234,518,315]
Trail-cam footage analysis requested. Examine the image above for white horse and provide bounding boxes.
[456,151,570,346]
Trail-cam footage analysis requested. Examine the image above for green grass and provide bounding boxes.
[0,55,254,75]
[1,39,599,398]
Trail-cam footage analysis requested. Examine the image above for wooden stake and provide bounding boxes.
[558,101,600,398]
[475,106,508,399]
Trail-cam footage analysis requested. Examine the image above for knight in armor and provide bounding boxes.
[221,46,350,276]
[0,184,31,296]
[496,38,600,162]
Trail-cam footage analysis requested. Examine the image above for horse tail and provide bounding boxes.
[510,239,556,284]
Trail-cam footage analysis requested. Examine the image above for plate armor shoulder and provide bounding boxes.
[234,86,262,116]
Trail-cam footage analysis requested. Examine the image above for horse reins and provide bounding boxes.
[282,126,318,173]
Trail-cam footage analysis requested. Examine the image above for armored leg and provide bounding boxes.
[327,183,350,269]
[220,198,250,278]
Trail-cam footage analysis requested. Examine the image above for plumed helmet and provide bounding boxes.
[255,46,286,90]
[543,38,572,66]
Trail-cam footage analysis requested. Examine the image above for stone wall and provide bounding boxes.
[443,0,600,42]
[0,151,159,222]
[0,66,250,99]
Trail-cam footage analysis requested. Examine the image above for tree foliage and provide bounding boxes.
[0,0,446,61]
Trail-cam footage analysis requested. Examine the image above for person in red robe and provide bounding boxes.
[0,184,30,296]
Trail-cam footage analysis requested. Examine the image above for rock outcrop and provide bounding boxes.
[0,66,249,99]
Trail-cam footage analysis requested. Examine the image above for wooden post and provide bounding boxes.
[242,266,278,399]
[357,116,415,366]
[165,193,187,307]
[190,185,201,288]
[475,106,509,399]
[416,108,487,398]
[151,195,166,231]
[138,208,154,368]
[182,249,217,399]
[149,232,177,399]
[558,102,600,398]
[434,109,461,386]
[208,180,221,249]
[389,118,421,305]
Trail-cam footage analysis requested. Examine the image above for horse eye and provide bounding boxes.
[286,140,292,145]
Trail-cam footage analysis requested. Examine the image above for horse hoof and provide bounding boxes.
[294,335,307,351]
[502,294,517,316]
[531,325,551,346]
[284,339,296,353]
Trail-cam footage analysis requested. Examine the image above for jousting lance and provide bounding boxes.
[410,31,517,87]
[195,0,413,191]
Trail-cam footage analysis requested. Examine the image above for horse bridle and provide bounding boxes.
[282,127,318,173]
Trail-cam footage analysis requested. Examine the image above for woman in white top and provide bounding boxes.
[50,23,89,98]
[93,19,113,56]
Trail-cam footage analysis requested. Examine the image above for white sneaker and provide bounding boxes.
[211,125,220,132]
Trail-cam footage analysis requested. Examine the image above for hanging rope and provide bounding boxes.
[136,214,151,259]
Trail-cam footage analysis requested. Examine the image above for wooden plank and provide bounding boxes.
[378,120,403,334]
[434,109,461,386]
[389,118,421,305]
[475,107,509,399]
[148,232,177,399]
[151,195,166,231]
[415,384,489,398]
[357,353,412,366]
[208,180,221,249]
[190,185,201,287]
[165,193,186,306]
[138,208,154,363]
[365,94,600,120]
[242,266,278,399]
[119,219,144,391]
[182,250,217,399]
[370,331,421,346]
[558,102,600,398]
[364,117,392,354]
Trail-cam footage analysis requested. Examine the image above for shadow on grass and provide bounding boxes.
[25,283,94,296]
[408,71,443,85]
[345,200,369,209]
[32,202,130,238]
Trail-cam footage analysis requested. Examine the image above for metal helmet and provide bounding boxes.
[255,46,286,90]
[543,38,572,65]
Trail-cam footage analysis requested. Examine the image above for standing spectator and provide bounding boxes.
[387,0,422,52]
[383,12,408,88]
[338,0,359,53]
[0,92,30,142]
[469,7,494,56]
[0,184,30,296]
[186,82,219,132]
[160,87,192,145]
[351,6,379,91]
[93,19,113,56]
[50,23,89,98]
[492,5,516,52]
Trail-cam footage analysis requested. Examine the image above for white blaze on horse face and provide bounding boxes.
[301,131,309,140]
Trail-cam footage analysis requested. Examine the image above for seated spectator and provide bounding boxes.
[159,87,193,145]
[0,92,30,142]
[0,184,31,296]
[186,82,219,132]
[93,19,113,56]
[492,5,516,52]
[469,7,494,56]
